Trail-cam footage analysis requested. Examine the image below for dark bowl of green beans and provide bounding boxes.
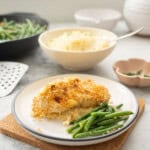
[0,12,48,59]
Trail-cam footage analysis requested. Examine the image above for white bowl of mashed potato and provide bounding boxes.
[39,27,117,71]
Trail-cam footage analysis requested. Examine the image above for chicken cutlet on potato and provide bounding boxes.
[32,77,110,124]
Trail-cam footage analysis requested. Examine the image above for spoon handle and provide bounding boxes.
[117,27,144,41]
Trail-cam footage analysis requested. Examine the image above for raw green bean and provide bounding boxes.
[0,18,47,41]
[33,24,41,34]
[74,124,123,138]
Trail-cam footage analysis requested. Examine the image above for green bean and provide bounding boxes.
[72,120,87,138]
[88,110,132,126]
[70,102,108,125]
[35,25,46,34]
[92,124,117,131]
[74,124,123,138]
[68,108,108,133]
[84,116,96,132]
[106,106,116,113]
[92,126,107,131]
[93,116,106,125]
[93,111,132,124]
[72,126,82,138]
[98,118,119,126]
[90,126,106,131]
[19,27,26,38]
[5,20,15,27]
[116,104,123,109]
[105,111,133,119]
[26,19,35,35]
[0,18,47,41]
[67,123,79,133]
[0,32,6,39]
[97,117,127,126]
[91,111,110,117]
[33,24,41,34]
[67,101,133,139]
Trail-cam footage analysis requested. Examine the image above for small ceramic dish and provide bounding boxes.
[74,8,122,30]
[113,58,150,87]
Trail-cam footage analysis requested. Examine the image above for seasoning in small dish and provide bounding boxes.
[124,69,150,78]
[144,74,150,78]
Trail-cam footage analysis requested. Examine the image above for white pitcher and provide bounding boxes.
[124,0,150,36]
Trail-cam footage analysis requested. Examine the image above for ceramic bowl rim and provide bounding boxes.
[38,27,117,54]
[74,8,122,22]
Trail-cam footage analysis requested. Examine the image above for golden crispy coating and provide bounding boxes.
[32,77,110,122]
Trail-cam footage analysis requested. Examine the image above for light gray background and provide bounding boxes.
[0,0,124,22]
[0,1,150,150]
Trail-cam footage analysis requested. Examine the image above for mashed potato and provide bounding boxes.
[47,31,110,51]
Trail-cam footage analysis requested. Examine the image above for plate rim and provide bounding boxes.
[11,74,139,142]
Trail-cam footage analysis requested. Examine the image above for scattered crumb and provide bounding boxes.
[37,128,42,133]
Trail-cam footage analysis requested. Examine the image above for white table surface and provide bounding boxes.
[0,21,150,150]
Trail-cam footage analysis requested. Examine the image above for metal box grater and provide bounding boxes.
[0,62,28,97]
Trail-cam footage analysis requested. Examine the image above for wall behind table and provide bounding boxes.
[0,0,124,22]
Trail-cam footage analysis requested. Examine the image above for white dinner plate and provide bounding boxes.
[12,74,138,146]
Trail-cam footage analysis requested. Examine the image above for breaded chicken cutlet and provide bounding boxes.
[32,77,110,124]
